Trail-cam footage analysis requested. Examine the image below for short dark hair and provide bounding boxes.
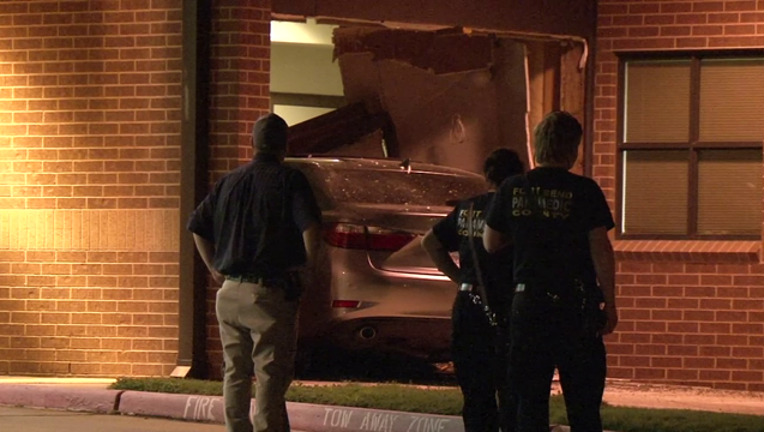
[533,111,582,166]
[483,148,524,187]
[252,113,288,155]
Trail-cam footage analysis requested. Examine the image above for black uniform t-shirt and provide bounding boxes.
[485,167,614,291]
[433,192,514,310]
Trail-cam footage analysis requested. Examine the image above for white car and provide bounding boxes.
[286,156,487,371]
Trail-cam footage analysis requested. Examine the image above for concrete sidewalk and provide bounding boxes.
[597,380,764,416]
[0,376,762,432]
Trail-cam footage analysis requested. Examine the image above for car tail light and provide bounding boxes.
[323,223,367,249]
[332,300,361,308]
[323,223,416,251]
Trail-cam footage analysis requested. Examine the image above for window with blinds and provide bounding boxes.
[625,61,690,143]
[699,59,764,143]
[623,150,688,235]
[619,55,763,239]
[697,149,761,235]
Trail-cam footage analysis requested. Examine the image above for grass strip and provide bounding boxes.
[110,378,764,432]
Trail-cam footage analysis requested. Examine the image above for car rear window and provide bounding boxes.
[292,163,487,208]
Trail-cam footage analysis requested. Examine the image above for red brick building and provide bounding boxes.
[595,0,764,391]
[0,0,762,392]
[0,0,271,377]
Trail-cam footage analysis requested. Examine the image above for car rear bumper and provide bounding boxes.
[323,316,453,361]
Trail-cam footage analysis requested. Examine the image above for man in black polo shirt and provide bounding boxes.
[484,111,617,432]
[422,148,524,432]
[187,113,322,432]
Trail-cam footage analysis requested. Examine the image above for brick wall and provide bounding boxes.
[595,0,764,391]
[0,0,182,376]
[205,1,272,375]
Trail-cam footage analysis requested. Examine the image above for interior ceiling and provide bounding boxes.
[270,18,336,45]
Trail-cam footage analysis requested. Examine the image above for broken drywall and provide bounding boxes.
[335,28,530,174]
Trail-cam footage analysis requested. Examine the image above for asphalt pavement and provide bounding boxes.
[0,406,228,432]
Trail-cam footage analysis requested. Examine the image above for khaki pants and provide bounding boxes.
[216,279,299,432]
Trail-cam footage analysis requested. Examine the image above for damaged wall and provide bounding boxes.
[272,0,595,41]
[334,28,529,174]
[273,0,593,174]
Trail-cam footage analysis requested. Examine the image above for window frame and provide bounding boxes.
[615,50,764,241]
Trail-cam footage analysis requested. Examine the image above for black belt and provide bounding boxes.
[225,270,301,285]
[225,275,264,284]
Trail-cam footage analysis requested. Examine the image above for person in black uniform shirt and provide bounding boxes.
[421,148,524,432]
[187,113,322,432]
[483,111,618,432]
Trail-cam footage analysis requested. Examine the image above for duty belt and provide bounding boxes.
[459,283,475,292]
[459,283,497,326]
[514,283,564,303]
[459,283,483,303]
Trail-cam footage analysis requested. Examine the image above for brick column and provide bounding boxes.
[209,1,272,182]
[205,0,272,376]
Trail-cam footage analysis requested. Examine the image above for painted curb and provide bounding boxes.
[290,402,461,432]
[118,391,224,423]
[115,391,616,432]
[118,390,463,432]
[0,384,120,413]
[0,385,615,432]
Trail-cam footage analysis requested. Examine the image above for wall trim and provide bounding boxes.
[613,240,761,263]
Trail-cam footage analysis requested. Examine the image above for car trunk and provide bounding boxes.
[325,203,454,278]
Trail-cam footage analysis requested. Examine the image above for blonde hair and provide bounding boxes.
[533,111,582,166]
